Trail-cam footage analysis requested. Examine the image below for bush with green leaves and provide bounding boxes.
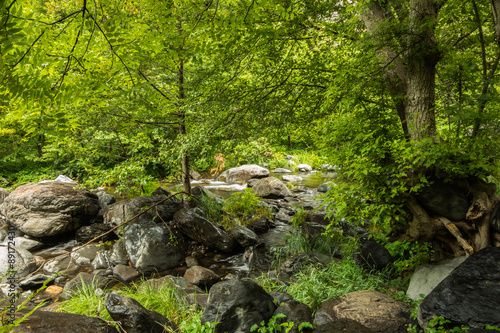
[223,188,273,226]
[250,312,313,333]
[385,240,434,275]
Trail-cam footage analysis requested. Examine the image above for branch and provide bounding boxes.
[437,216,474,256]
[11,30,45,68]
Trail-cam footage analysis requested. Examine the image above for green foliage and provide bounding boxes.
[250,312,313,333]
[223,188,273,226]
[289,208,308,228]
[386,240,434,275]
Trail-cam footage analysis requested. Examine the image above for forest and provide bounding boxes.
[1,0,500,332]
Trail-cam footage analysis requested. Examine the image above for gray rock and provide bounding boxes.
[11,237,44,251]
[13,310,118,333]
[0,245,37,282]
[314,319,376,333]
[273,168,292,173]
[247,178,260,188]
[253,177,292,199]
[174,208,236,253]
[71,244,100,266]
[122,221,185,274]
[297,164,313,172]
[282,175,303,183]
[0,182,100,238]
[418,247,500,329]
[185,256,199,268]
[192,185,226,208]
[91,250,112,270]
[285,155,296,160]
[217,164,270,183]
[43,254,74,275]
[491,205,500,233]
[96,191,116,210]
[247,217,274,234]
[416,180,471,222]
[105,293,177,333]
[19,274,53,289]
[62,272,113,299]
[201,279,277,333]
[75,223,112,243]
[317,183,334,193]
[184,266,220,288]
[406,256,466,301]
[273,300,313,333]
[314,290,411,333]
[279,253,323,283]
[109,240,128,266]
[113,264,140,283]
[190,170,202,180]
[0,188,9,205]
[54,175,78,184]
[228,225,259,248]
[103,195,182,232]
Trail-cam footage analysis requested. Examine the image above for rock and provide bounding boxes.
[314,290,411,333]
[109,240,128,266]
[253,177,292,199]
[270,291,294,305]
[103,195,182,231]
[314,319,376,333]
[0,182,100,238]
[71,243,99,266]
[416,180,471,222]
[184,266,221,288]
[273,300,313,333]
[321,164,337,171]
[185,256,199,268]
[13,310,118,333]
[201,279,277,333]
[174,208,236,253]
[190,170,202,180]
[44,285,64,295]
[273,168,292,173]
[113,264,140,283]
[247,217,274,234]
[317,183,334,193]
[11,237,44,251]
[122,220,185,274]
[228,225,259,248]
[140,275,206,307]
[96,191,116,210]
[0,245,37,281]
[282,175,303,183]
[217,164,270,183]
[62,272,113,299]
[297,164,313,172]
[492,205,500,233]
[54,175,78,184]
[418,247,500,329]
[19,274,53,290]
[0,188,9,205]
[275,208,295,223]
[247,178,260,188]
[105,293,177,333]
[286,155,296,160]
[301,222,327,239]
[192,185,226,207]
[306,211,331,226]
[279,253,323,283]
[43,254,74,275]
[91,250,112,270]
[353,240,393,271]
[75,223,113,243]
[406,256,466,301]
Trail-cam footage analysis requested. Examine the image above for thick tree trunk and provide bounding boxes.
[178,57,192,207]
[406,0,439,140]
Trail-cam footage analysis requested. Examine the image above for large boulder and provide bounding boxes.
[0,182,100,237]
[13,310,118,333]
[353,241,393,271]
[201,279,277,333]
[218,164,270,183]
[418,247,500,329]
[406,256,466,301]
[0,245,37,282]
[253,177,292,199]
[122,220,185,274]
[314,290,411,333]
[416,181,471,222]
[105,293,177,333]
[174,208,236,253]
[103,194,182,231]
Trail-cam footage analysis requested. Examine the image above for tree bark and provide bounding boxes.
[178,56,192,207]
[492,0,500,47]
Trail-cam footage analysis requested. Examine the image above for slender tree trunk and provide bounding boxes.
[178,57,192,207]
[406,0,440,141]
[492,0,500,47]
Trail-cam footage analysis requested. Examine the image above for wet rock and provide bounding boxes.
[0,245,37,281]
[273,168,292,173]
[253,177,292,199]
[43,254,74,275]
[103,195,182,231]
[0,182,100,238]
[105,293,177,333]
[12,237,44,251]
[174,208,236,253]
[92,250,112,270]
[122,220,185,274]
[19,274,53,290]
[217,164,269,183]
[407,256,466,301]
[109,240,129,266]
[201,279,277,333]
[113,264,140,283]
[62,272,113,299]
[71,243,99,266]
[228,225,259,248]
[75,223,113,243]
[273,300,313,333]
[297,164,313,172]
[313,319,376,333]
[353,240,393,271]
[416,180,471,222]
[184,266,221,288]
[314,290,411,333]
[418,247,500,329]
[14,310,118,333]
[282,175,303,183]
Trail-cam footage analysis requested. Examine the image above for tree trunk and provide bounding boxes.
[406,0,439,141]
[178,57,192,207]
[492,0,500,47]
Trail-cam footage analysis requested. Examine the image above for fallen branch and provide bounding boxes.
[437,216,474,256]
